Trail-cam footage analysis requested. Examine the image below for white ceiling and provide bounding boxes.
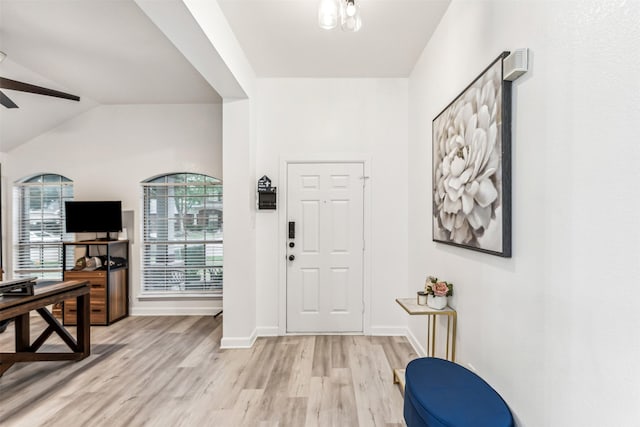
[0,0,221,151]
[217,0,451,77]
[0,0,450,151]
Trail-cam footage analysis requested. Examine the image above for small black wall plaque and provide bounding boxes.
[257,175,277,210]
[258,175,272,191]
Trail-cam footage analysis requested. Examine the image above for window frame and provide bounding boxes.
[140,173,223,297]
[13,174,74,280]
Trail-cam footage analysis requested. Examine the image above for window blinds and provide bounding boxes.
[141,174,223,295]
[14,174,73,280]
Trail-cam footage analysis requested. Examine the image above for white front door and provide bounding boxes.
[286,162,364,333]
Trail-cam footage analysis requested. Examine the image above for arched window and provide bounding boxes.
[14,174,73,279]
[142,173,222,295]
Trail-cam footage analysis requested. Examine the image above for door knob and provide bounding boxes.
[288,255,295,261]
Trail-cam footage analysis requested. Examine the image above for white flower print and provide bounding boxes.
[433,60,503,248]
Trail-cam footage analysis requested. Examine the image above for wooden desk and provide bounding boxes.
[393,298,457,393]
[0,280,91,376]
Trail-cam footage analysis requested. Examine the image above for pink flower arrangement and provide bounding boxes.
[425,276,454,297]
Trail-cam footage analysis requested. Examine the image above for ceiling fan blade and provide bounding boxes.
[0,77,80,102]
[0,90,19,108]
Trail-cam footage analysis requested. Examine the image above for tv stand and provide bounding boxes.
[62,240,129,326]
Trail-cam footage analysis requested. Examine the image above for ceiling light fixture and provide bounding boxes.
[0,51,80,109]
[318,0,339,30]
[318,0,362,32]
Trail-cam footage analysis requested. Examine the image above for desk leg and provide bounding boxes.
[76,293,91,358]
[0,314,29,376]
[14,313,30,352]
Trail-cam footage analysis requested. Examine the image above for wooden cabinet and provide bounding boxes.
[62,240,129,326]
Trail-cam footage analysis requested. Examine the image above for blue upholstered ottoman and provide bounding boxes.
[404,358,514,427]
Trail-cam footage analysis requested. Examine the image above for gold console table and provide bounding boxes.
[393,298,457,393]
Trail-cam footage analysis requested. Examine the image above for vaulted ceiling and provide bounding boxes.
[0,0,450,151]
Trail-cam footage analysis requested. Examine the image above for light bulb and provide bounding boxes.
[345,2,356,17]
[340,1,362,32]
[318,0,339,30]
[341,14,362,32]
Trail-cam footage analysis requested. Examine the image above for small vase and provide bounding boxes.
[427,295,447,310]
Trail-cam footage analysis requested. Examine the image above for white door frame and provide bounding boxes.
[278,154,372,335]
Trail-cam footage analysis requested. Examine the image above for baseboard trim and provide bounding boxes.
[221,329,258,349]
[406,327,426,357]
[130,306,222,316]
[253,326,411,338]
[214,325,426,353]
[370,326,409,336]
[256,326,279,337]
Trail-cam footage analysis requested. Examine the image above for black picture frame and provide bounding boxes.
[432,52,512,257]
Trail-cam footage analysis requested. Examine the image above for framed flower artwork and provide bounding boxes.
[432,52,512,257]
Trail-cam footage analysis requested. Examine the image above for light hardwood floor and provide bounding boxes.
[0,315,417,426]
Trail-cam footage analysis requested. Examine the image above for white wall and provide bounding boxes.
[182,0,255,98]
[5,103,223,315]
[220,98,258,347]
[255,78,409,334]
[137,0,258,346]
[136,0,253,100]
[408,1,640,425]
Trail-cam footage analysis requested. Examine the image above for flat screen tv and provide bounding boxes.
[65,201,122,234]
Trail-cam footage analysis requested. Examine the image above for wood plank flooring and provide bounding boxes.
[0,315,417,426]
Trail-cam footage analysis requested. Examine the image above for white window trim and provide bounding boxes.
[140,173,223,297]
[13,174,73,280]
